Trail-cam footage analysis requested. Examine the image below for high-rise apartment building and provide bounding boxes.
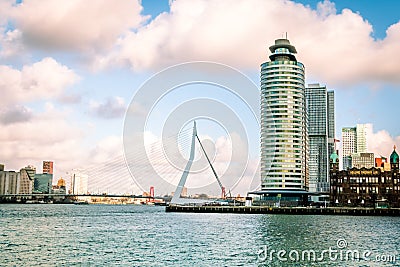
[19,165,36,194]
[305,84,335,192]
[356,124,367,153]
[260,38,307,191]
[43,161,54,174]
[342,127,356,169]
[341,124,367,169]
[0,168,19,195]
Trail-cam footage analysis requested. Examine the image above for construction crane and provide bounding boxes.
[195,134,230,199]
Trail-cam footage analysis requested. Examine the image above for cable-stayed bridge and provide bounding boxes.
[76,123,233,198]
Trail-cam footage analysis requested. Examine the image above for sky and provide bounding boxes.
[1,0,400,196]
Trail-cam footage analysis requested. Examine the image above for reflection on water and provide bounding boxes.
[0,204,399,266]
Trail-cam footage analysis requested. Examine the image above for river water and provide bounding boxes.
[0,204,399,266]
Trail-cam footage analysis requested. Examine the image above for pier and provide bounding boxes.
[166,205,400,216]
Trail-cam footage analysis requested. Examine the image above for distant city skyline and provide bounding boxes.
[1,0,400,195]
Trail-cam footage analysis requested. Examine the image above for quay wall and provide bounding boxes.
[166,205,400,216]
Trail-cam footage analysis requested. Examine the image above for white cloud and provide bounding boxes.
[365,124,400,158]
[89,96,126,119]
[57,93,82,105]
[0,29,24,59]
[0,105,139,194]
[92,0,400,87]
[88,135,123,163]
[0,57,79,105]
[0,105,33,125]
[0,105,85,176]
[3,0,399,87]
[0,105,83,146]
[0,1,13,26]
[316,0,336,18]
[9,0,147,53]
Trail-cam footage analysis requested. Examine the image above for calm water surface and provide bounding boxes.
[0,204,399,266]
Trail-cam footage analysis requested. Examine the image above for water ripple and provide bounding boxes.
[0,204,399,266]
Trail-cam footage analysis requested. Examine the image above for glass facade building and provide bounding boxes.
[34,173,53,193]
[305,84,335,193]
[260,39,308,190]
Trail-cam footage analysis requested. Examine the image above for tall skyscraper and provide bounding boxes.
[341,124,367,169]
[327,91,335,156]
[260,38,308,191]
[356,124,367,153]
[342,127,356,169]
[305,84,335,193]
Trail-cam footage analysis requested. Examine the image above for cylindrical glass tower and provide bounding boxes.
[260,38,308,191]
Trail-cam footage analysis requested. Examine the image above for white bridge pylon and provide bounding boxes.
[170,121,224,205]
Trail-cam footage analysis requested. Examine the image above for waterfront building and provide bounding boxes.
[330,146,400,208]
[260,38,308,191]
[34,173,53,193]
[341,124,367,169]
[70,170,88,195]
[305,83,335,193]
[0,168,19,195]
[18,165,35,194]
[43,161,54,174]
